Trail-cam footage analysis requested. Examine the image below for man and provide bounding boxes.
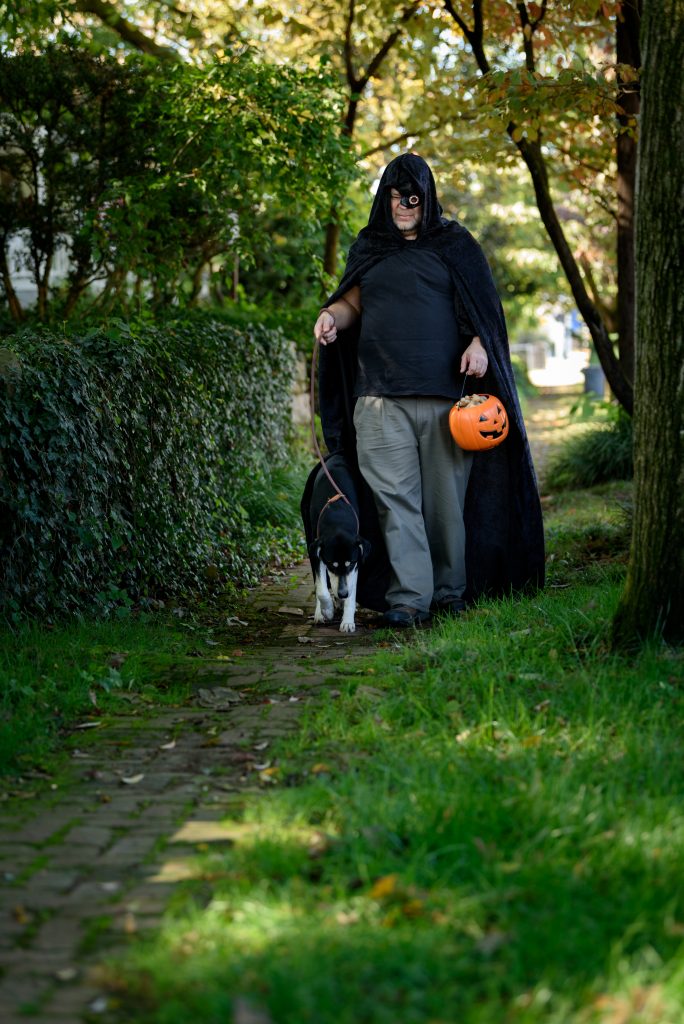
[311,153,544,627]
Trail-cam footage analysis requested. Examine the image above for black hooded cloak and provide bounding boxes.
[302,153,545,610]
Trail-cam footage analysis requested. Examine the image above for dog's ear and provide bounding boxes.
[358,538,372,563]
[308,540,321,562]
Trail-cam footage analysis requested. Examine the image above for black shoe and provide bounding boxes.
[433,598,466,617]
[383,605,430,628]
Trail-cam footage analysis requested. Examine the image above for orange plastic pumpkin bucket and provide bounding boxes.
[449,393,509,451]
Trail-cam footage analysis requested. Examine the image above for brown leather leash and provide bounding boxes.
[310,334,360,537]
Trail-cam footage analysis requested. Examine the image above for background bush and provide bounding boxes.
[0,316,300,616]
[544,404,633,491]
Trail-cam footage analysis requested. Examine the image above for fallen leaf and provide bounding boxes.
[278,606,304,616]
[88,996,109,1014]
[73,721,102,730]
[109,652,127,669]
[522,735,542,748]
[226,616,248,627]
[369,874,399,900]
[12,904,31,924]
[159,739,176,751]
[55,967,79,982]
[253,740,269,751]
[297,635,316,644]
[120,773,145,785]
[311,763,333,774]
[227,751,257,764]
[335,909,360,925]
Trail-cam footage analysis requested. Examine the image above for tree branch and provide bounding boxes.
[73,0,180,60]
[357,1,421,91]
[361,125,434,159]
[343,0,360,91]
[442,0,473,39]
[444,0,490,73]
[516,3,536,73]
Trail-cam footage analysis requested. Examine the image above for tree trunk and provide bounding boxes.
[0,243,24,321]
[516,137,634,413]
[444,1,635,413]
[323,97,358,277]
[613,0,684,646]
[615,0,642,388]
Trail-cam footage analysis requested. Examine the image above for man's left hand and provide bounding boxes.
[460,337,488,378]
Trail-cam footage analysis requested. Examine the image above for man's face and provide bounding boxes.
[390,188,423,237]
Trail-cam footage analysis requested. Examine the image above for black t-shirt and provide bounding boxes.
[354,248,475,400]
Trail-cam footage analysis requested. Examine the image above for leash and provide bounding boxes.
[310,335,360,536]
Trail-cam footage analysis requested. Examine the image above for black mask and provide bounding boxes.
[398,191,421,208]
[392,177,422,208]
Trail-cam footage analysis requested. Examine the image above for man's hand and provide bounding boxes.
[313,288,361,345]
[460,336,488,378]
[314,310,337,346]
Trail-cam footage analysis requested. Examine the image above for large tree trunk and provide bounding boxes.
[615,0,642,388]
[613,0,684,646]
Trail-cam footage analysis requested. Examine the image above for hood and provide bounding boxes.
[366,153,446,239]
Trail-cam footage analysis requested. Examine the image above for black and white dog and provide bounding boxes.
[307,456,371,633]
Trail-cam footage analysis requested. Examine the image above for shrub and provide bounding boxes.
[0,316,297,616]
[544,406,633,491]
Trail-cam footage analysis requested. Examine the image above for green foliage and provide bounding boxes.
[0,315,298,615]
[0,43,354,320]
[544,406,633,491]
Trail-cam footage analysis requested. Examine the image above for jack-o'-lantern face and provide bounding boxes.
[449,394,510,451]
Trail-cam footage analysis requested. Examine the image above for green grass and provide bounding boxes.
[0,606,237,777]
[97,481,684,1024]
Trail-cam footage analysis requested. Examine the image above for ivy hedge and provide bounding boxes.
[0,317,298,616]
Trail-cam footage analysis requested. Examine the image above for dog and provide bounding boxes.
[307,455,371,633]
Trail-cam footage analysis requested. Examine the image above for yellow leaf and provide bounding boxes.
[370,874,399,900]
[311,763,333,774]
[511,127,524,143]
[523,23,532,39]
[522,735,542,748]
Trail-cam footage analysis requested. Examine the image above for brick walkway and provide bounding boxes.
[0,564,385,1023]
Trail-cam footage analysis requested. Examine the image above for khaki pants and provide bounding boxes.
[354,396,473,613]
